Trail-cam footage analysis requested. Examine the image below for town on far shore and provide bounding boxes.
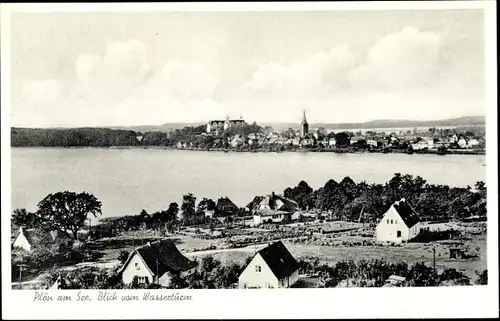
[172,111,486,155]
[11,113,485,155]
[12,167,487,290]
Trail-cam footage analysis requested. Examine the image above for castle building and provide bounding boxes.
[300,110,309,138]
[207,115,246,134]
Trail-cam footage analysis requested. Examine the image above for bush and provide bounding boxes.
[118,250,130,263]
[410,228,461,243]
[475,269,487,285]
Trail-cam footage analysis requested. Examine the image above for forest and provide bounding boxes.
[10,123,263,148]
[284,173,487,222]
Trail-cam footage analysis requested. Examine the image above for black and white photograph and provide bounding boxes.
[1,1,498,319]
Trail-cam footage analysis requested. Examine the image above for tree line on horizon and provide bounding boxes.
[12,173,487,244]
[282,173,486,223]
[10,124,264,147]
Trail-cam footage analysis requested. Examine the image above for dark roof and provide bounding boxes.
[216,197,239,211]
[13,228,66,248]
[246,196,264,210]
[257,193,299,213]
[257,241,299,279]
[392,199,420,228]
[127,240,197,276]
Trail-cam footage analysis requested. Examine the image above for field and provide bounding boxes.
[81,221,487,284]
[199,237,486,281]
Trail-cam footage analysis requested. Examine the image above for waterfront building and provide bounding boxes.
[238,241,300,289]
[468,138,480,148]
[367,139,379,148]
[458,136,469,148]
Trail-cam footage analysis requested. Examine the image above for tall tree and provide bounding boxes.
[166,202,180,222]
[181,193,197,224]
[334,132,350,147]
[36,191,102,239]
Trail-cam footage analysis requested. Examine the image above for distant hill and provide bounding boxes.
[13,116,485,134]
[108,123,205,133]
[260,116,485,132]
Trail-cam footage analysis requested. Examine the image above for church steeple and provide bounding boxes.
[301,109,309,138]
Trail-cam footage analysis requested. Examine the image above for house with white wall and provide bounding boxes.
[457,136,468,148]
[118,240,197,287]
[375,198,421,244]
[12,227,64,252]
[252,192,300,225]
[238,241,300,289]
[467,138,480,148]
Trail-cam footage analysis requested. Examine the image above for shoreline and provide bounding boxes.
[10,145,486,156]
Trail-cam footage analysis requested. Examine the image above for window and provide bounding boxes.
[387,219,389,224]
[135,263,140,270]
[255,265,261,272]
[390,219,393,224]
[395,220,398,224]
[137,276,148,284]
[397,231,402,238]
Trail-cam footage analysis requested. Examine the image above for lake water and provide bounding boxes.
[11,148,486,220]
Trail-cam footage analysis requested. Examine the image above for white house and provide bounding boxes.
[252,193,300,225]
[231,136,245,148]
[468,138,480,148]
[118,240,197,287]
[238,241,299,289]
[12,227,33,252]
[457,137,468,148]
[427,138,435,149]
[411,140,429,151]
[375,198,421,244]
[12,227,63,252]
[383,275,406,287]
[254,209,293,225]
[301,138,315,147]
[328,137,336,147]
[367,139,379,148]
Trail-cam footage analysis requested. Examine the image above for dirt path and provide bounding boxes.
[183,237,306,257]
[184,244,268,257]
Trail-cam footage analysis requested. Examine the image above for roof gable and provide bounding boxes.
[258,194,299,213]
[216,197,239,211]
[121,240,197,276]
[257,241,299,279]
[14,228,66,248]
[391,199,420,228]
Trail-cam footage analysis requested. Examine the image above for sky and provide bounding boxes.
[9,10,485,127]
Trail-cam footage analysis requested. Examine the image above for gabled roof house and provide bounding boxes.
[118,240,197,287]
[238,241,300,289]
[376,198,421,244]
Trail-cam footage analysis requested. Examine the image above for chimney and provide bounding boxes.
[19,226,23,233]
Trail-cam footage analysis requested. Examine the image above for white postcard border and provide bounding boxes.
[1,1,498,319]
